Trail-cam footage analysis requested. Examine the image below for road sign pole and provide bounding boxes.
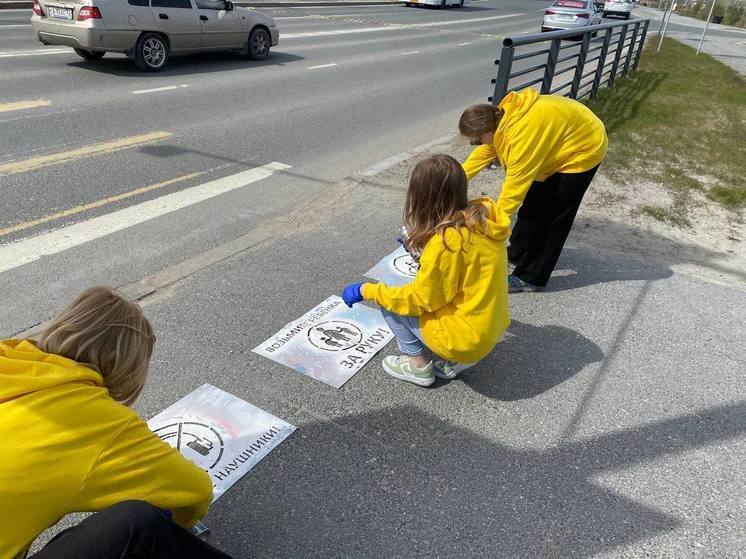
[696,0,716,55]
[657,0,675,52]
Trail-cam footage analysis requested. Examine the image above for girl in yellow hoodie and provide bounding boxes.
[460,89,608,293]
[0,287,231,559]
[342,154,510,387]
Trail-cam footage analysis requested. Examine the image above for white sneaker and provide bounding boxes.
[433,360,476,380]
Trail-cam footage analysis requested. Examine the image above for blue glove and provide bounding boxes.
[342,282,364,307]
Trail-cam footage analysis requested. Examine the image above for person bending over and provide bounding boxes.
[460,89,608,292]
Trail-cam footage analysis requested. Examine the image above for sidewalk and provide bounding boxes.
[139,146,745,557]
[636,5,746,75]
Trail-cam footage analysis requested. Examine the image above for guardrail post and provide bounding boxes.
[490,44,514,104]
[570,32,592,99]
[633,19,649,71]
[591,28,612,99]
[622,21,640,76]
[541,38,561,94]
[609,23,628,88]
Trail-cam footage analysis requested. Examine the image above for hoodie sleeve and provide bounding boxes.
[74,415,213,528]
[361,231,462,316]
[462,144,497,181]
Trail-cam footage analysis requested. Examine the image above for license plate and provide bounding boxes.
[48,6,73,20]
[556,14,572,20]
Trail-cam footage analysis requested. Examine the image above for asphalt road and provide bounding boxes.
[2,2,745,557]
[1,0,563,333]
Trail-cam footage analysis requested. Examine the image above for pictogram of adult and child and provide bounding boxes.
[1,90,606,558]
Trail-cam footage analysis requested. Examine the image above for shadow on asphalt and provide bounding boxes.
[65,51,305,78]
[546,246,674,292]
[138,143,396,191]
[461,319,604,400]
[570,218,746,284]
[210,401,746,557]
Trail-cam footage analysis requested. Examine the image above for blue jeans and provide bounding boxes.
[381,309,428,357]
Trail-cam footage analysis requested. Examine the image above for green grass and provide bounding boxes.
[638,204,692,228]
[585,38,746,222]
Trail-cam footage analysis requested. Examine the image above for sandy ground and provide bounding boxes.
[376,136,746,290]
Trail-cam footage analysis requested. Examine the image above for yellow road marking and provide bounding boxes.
[0,171,204,237]
[0,131,173,176]
[0,99,51,113]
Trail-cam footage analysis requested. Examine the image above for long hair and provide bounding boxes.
[458,103,504,138]
[403,154,490,254]
[36,286,155,406]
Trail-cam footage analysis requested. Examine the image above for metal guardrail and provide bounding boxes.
[490,18,651,103]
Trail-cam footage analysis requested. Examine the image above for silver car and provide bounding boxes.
[30,0,279,71]
[542,0,602,33]
[603,0,633,19]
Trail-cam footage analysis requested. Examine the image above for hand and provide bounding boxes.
[342,283,364,307]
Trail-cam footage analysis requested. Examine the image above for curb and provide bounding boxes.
[11,131,457,337]
[0,0,399,9]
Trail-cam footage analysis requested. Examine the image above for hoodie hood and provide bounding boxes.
[492,88,540,163]
[474,197,510,242]
[0,339,103,403]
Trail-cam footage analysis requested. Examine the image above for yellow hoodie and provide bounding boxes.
[0,339,212,559]
[462,89,608,237]
[361,198,510,364]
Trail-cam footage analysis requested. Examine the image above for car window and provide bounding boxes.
[151,0,192,8]
[128,0,149,6]
[195,0,226,9]
[553,0,587,8]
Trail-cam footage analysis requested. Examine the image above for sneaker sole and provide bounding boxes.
[382,362,435,387]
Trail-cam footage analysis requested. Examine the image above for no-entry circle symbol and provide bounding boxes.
[152,420,225,469]
[393,254,418,277]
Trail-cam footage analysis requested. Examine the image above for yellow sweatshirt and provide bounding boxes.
[462,89,608,237]
[0,339,213,559]
[362,198,510,364]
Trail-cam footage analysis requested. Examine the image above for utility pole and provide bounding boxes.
[696,0,717,54]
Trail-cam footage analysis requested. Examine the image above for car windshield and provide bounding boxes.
[553,0,587,8]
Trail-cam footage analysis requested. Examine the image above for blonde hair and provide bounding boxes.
[458,104,504,138]
[404,154,490,254]
[36,286,155,406]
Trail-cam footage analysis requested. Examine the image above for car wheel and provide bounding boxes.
[135,33,168,72]
[73,48,105,60]
[440,0,446,7]
[459,0,464,7]
[247,27,271,60]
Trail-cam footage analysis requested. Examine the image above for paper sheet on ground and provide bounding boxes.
[364,245,418,287]
[147,383,295,502]
[253,295,393,388]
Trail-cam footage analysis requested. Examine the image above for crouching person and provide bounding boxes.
[342,154,510,387]
[0,287,232,559]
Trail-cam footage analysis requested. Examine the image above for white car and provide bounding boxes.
[603,0,634,19]
[402,0,470,8]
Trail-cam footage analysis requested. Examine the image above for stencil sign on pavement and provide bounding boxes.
[253,295,393,388]
[148,383,295,502]
[364,245,418,287]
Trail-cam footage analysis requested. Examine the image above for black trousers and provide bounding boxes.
[507,165,599,287]
[31,501,233,559]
